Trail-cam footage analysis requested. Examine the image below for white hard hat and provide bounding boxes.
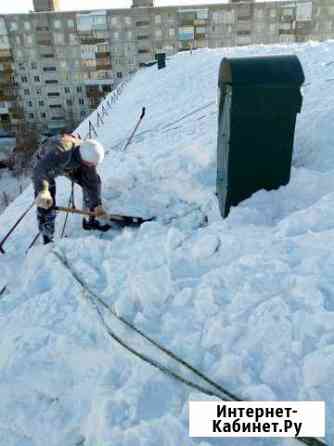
[79,139,105,165]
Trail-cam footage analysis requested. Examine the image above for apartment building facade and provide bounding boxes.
[0,0,333,135]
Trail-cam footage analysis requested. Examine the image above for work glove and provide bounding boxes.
[36,188,53,209]
[94,205,109,220]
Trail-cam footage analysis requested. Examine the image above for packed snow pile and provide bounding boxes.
[0,40,334,446]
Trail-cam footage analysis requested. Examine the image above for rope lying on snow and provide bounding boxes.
[53,250,238,401]
[0,286,6,298]
[109,100,216,152]
[53,250,327,446]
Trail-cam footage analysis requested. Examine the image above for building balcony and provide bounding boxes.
[86,85,105,97]
[278,28,295,35]
[95,56,111,64]
[79,35,107,45]
[179,19,196,27]
[194,19,207,26]
[83,78,113,86]
[36,26,50,32]
[0,56,13,63]
[47,96,62,106]
[0,73,14,82]
[0,94,16,101]
[48,120,66,129]
[280,15,295,23]
[36,39,53,46]
[96,51,111,58]
[195,33,207,40]
[0,63,14,73]
[237,30,251,35]
[96,64,113,71]
[237,15,253,21]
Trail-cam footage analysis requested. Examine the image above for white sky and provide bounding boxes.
[0,0,231,15]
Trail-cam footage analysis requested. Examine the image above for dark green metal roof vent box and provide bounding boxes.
[216,55,305,218]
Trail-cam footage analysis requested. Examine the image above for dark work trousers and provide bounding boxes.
[35,179,57,242]
[35,169,100,241]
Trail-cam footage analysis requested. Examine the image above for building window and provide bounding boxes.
[29,113,34,119]
[66,99,72,106]
[36,88,41,95]
[81,111,86,116]
[64,87,71,93]
[0,35,8,46]
[155,30,162,38]
[117,72,122,78]
[137,49,150,54]
[255,22,265,33]
[169,28,175,37]
[43,66,57,72]
[255,9,264,19]
[113,32,119,40]
[127,31,132,39]
[28,101,33,107]
[24,89,30,95]
[48,92,60,97]
[45,80,58,84]
[77,86,82,93]
[270,23,276,33]
[31,62,37,69]
[36,26,49,32]
[54,33,64,44]
[10,22,18,31]
[79,98,85,105]
[29,49,37,59]
[41,113,46,118]
[21,76,28,83]
[197,10,208,20]
[34,76,40,82]
[25,35,33,46]
[53,20,62,29]
[67,19,74,28]
[39,100,44,106]
[49,104,62,108]
[24,21,31,31]
[69,34,78,45]
[155,15,161,24]
[111,17,119,26]
[16,36,21,45]
[282,8,294,17]
[125,17,131,26]
[138,34,150,40]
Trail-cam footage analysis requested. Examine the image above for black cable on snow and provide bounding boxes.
[25,232,41,254]
[0,286,6,298]
[53,250,239,401]
[52,250,328,446]
[108,100,216,153]
[160,101,216,132]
